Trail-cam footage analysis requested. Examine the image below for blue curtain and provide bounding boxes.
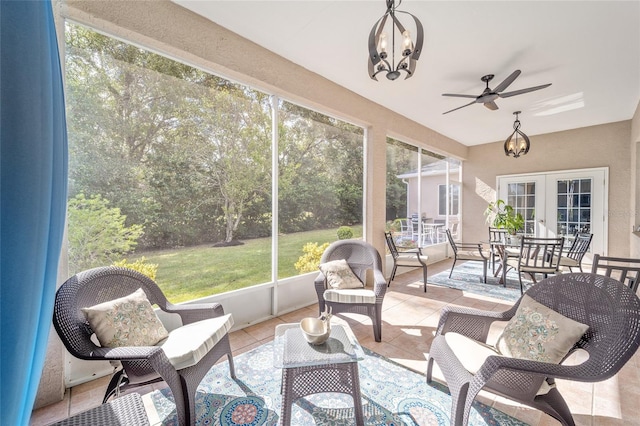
[1,0,68,424]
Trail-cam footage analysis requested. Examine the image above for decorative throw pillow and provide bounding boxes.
[496,294,589,363]
[319,259,363,289]
[82,288,169,348]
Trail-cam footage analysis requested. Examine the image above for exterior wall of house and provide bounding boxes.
[406,174,458,222]
[463,120,633,257]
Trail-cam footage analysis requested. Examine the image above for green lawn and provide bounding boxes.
[135,226,362,303]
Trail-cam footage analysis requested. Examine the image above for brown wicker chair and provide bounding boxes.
[427,273,640,426]
[314,239,387,342]
[53,266,236,426]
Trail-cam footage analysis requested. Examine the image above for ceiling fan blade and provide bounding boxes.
[442,93,478,99]
[499,83,552,98]
[484,101,499,111]
[442,101,476,115]
[493,70,521,93]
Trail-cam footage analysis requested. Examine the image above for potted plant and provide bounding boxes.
[485,199,525,239]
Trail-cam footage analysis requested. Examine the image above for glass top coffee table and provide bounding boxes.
[274,323,365,425]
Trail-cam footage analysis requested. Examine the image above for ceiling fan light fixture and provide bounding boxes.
[504,111,530,158]
[368,0,424,81]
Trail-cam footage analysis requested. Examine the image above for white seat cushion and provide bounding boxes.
[159,313,233,370]
[323,289,376,304]
[444,331,553,395]
[456,250,487,261]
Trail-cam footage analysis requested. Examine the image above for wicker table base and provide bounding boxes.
[52,392,149,426]
[275,324,365,426]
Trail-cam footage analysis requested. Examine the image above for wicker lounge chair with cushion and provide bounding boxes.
[445,228,489,283]
[53,266,236,426]
[384,231,428,292]
[591,253,640,293]
[427,273,640,426]
[314,239,387,342]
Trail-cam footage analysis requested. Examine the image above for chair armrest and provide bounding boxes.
[90,345,165,361]
[163,301,225,325]
[437,305,515,343]
[397,247,423,255]
[455,242,488,260]
[475,353,594,385]
[373,270,388,298]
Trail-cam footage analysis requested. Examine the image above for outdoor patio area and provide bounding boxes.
[31,259,640,426]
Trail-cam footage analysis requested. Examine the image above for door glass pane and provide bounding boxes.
[506,181,536,234]
[556,178,592,236]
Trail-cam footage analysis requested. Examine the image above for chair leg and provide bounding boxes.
[371,304,382,342]
[519,271,525,295]
[388,264,398,287]
[422,264,428,292]
[449,260,457,278]
[533,387,576,426]
[102,369,127,403]
[482,260,487,284]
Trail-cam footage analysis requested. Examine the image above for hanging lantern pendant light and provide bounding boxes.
[504,111,531,158]
[368,0,424,81]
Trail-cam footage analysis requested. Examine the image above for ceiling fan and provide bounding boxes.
[442,70,551,114]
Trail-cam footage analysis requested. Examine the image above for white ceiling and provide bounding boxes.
[173,1,640,146]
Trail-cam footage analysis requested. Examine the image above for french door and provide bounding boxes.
[498,168,608,257]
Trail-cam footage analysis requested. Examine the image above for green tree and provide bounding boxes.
[67,194,144,275]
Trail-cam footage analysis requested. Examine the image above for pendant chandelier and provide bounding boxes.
[504,111,530,158]
[368,0,424,81]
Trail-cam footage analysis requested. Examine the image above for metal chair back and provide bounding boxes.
[591,254,640,293]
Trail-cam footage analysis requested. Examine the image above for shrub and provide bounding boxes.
[294,242,330,273]
[67,194,144,275]
[336,226,353,240]
[112,257,158,281]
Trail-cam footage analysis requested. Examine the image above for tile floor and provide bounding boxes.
[31,259,640,425]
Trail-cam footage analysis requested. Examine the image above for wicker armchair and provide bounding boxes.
[314,239,387,342]
[53,266,236,426]
[427,273,640,426]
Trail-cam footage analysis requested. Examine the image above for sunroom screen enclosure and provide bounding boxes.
[64,22,364,304]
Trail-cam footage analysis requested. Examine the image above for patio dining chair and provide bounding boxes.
[506,236,564,294]
[314,239,387,342]
[591,254,640,293]
[445,228,489,283]
[558,232,593,272]
[427,273,640,426]
[384,231,428,292]
[53,266,236,426]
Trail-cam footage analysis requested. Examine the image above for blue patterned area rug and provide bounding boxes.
[429,261,532,302]
[147,342,527,425]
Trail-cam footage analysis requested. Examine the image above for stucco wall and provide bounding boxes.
[631,101,640,257]
[463,120,632,257]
